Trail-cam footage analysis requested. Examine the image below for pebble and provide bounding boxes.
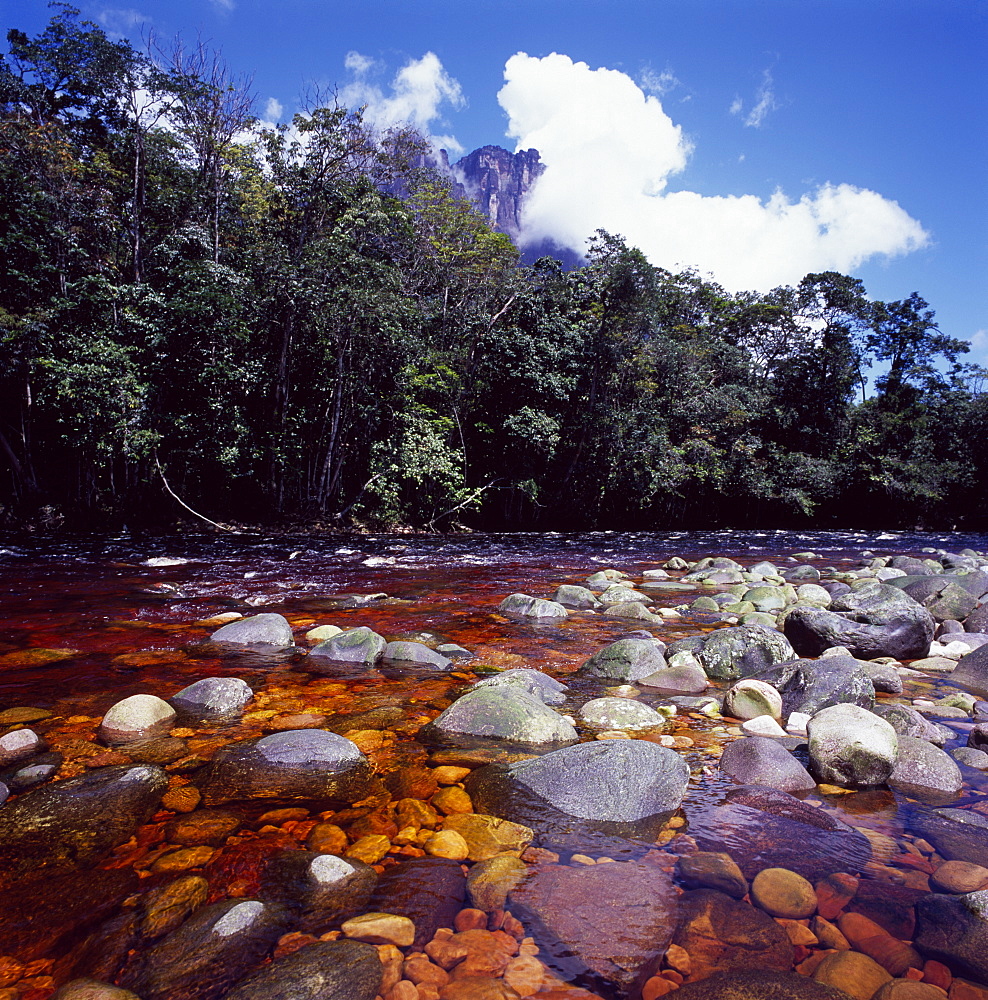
[307,822,349,854]
[346,834,392,864]
[930,861,988,894]
[433,787,474,815]
[434,767,473,785]
[502,954,544,997]
[741,716,788,737]
[138,875,209,939]
[750,867,817,918]
[873,984,949,1000]
[438,978,521,1000]
[149,846,215,873]
[161,785,201,813]
[0,707,52,725]
[815,873,859,919]
[342,912,416,947]
[811,916,851,951]
[813,950,893,998]
[425,830,471,860]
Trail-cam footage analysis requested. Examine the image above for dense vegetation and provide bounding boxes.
[2,7,986,532]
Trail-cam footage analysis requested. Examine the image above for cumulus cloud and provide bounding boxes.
[498,52,929,292]
[97,8,148,39]
[341,51,465,154]
[969,329,988,363]
[640,66,680,96]
[264,97,283,122]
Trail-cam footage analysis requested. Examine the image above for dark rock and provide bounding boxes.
[262,850,378,933]
[138,875,210,939]
[170,677,253,717]
[472,667,568,705]
[210,613,294,649]
[381,641,452,670]
[755,656,875,716]
[509,860,678,995]
[309,627,386,665]
[466,740,689,856]
[200,730,374,807]
[687,785,872,880]
[719,736,816,793]
[0,764,167,886]
[671,970,850,1000]
[0,867,138,960]
[164,809,241,846]
[966,603,988,634]
[908,806,988,865]
[672,889,794,980]
[693,625,796,682]
[579,637,668,683]
[857,658,903,695]
[784,582,934,660]
[4,754,61,789]
[952,644,988,698]
[969,723,988,750]
[914,890,988,984]
[122,898,289,1000]
[889,735,963,797]
[423,685,576,743]
[369,857,465,949]
[676,852,749,899]
[220,938,382,1000]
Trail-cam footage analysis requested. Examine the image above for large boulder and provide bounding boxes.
[170,677,253,717]
[200,730,374,806]
[0,764,167,886]
[121,899,289,1000]
[381,641,452,670]
[872,703,953,747]
[783,583,934,660]
[309,627,386,665]
[220,937,381,1000]
[497,593,568,618]
[670,970,852,1000]
[553,585,601,610]
[210,613,294,649]
[680,625,796,682]
[687,785,872,880]
[466,739,689,856]
[888,735,963,797]
[579,637,667,683]
[952,643,988,698]
[754,656,875,716]
[895,577,982,623]
[423,686,577,744]
[471,668,568,705]
[914,890,988,985]
[807,704,898,787]
[508,860,678,995]
[578,697,668,730]
[718,736,816,794]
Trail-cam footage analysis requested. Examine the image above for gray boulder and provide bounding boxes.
[784,582,934,660]
[638,658,709,694]
[0,764,167,886]
[220,939,382,1000]
[424,685,577,743]
[0,727,45,766]
[122,899,288,1000]
[309,627,386,664]
[872,702,953,747]
[807,704,898,787]
[578,697,667,730]
[170,677,253,717]
[908,807,988,866]
[498,593,568,618]
[754,656,875,716]
[210,613,294,649]
[201,730,374,807]
[718,736,816,793]
[914,890,988,985]
[966,603,988,633]
[952,643,988,698]
[466,739,689,855]
[99,694,176,744]
[471,667,568,705]
[953,747,988,768]
[553,585,601,609]
[580,637,667,683]
[381,641,452,670]
[689,625,796,682]
[898,578,981,623]
[889,735,963,796]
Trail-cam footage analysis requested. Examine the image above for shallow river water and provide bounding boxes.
[1,529,987,1000]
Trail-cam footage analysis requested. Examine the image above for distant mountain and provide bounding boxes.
[441,144,585,268]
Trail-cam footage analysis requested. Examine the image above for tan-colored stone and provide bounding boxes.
[751,867,817,918]
[812,916,851,950]
[425,830,470,861]
[342,912,416,947]
[149,846,215,873]
[0,707,52,725]
[404,957,450,988]
[466,856,528,913]
[396,798,441,831]
[930,860,988,894]
[161,785,201,813]
[345,834,392,864]
[378,944,405,993]
[426,938,470,970]
[502,955,544,998]
[433,767,472,785]
[454,909,489,932]
[813,950,893,999]
[386,981,419,1000]
[776,918,818,946]
[857,827,900,862]
[446,928,514,979]
[432,787,473,815]
[138,875,208,938]
[307,822,349,854]
[439,978,521,1000]
[0,958,24,989]
[441,814,533,862]
[815,872,858,919]
[950,980,988,1000]
[873,983,948,1000]
[641,978,674,1000]
[664,943,690,976]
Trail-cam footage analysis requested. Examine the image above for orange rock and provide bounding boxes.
[439,976,521,1000]
[796,949,838,977]
[306,822,349,854]
[433,766,473,785]
[455,909,490,932]
[274,931,319,957]
[433,787,474,815]
[950,982,988,1000]
[346,834,392,864]
[426,938,470,970]
[924,961,952,991]
[661,970,684,984]
[419,988,441,1000]
[816,873,859,920]
[405,957,450,988]
[502,954,546,997]
[379,944,405,992]
[387,981,420,1000]
[642,977,673,1000]
[446,929,514,979]
[0,958,24,989]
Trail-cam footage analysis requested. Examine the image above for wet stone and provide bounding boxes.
[0,727,45,766]
[812,950,893,999]
[164,808,241,846]
[370,857,466,949]
[170,677,253,717]
[750,867,817,918]
[579,637,667,683]
[309,627,387,665]
[914,891,988,985]
[467,855,529,911]
[670,970,853,1000]
[209,613,294,649]
[383,641,453,670]
[498,593,569,618]
[161,784,201,812]
[718,736,816,793]
[138,874,209,940]
[472,669,568,706]
[676,852,749,899]
[51,982,142,1000]
[425,686,577,744]
[342,912,416,946]
[99,694,176,744]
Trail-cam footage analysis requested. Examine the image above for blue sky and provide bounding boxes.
[7,0,987,368]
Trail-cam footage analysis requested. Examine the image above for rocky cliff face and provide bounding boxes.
[451,145,544,241]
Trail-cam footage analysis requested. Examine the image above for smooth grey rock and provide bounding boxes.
[498,593,568,618]
[966,603,988,633]
[553,585,601,609]
[873,702,953,747]
[170,677,253,717]
[598,585,651,606]
[0,764,167,885]
[955,746,988,768]
[719,736,816,793]
[578,697,667,730]
[99,694,176,744]
[754,656,875,716]
[914,890,988,985]
[693,624,796,682]
[466,739,689,855]
[605,600,663,622]
[381,641,452,670]
[309,627,386,664]
[262,851,378,933]
[807,704,898,787]
[220,938,382,1000]
[889,735,963,796]
[472,667,568,705]
[210,613,294,648]
[952,643,988,698]
[0,727,45,766]
[435,643,474,660]
[580,637,667,683]
[0,781,7,806]
[638,659,709,694]
[122,898,288,1000]
[858,659,904,695]
[676,852,749,898]
[425,685,577,743]
[724,679,783,721]
[201,730,374,806]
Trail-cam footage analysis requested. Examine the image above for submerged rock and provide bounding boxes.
[368,857,466,949]
[579,636,667,683]
[718,736,816,793]
[914,890,988,985]
[907,806,988,865]
[424,685,577,744]
[209,613,294,649]
[497,593,568,618]
[381,641,452,669]
[671,970,851,1000]
[200,729,374,806]
[99,694,176,744]
[471,667,568,705]
[888,735,963,797]
[170,677,253,717]
[309,627,387,665]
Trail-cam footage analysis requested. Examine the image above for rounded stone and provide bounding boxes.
[807,704,898,787]
[750,867,817,918]
[169,677,253,717]
[424,830,470,860]
[309,627,387,664]
[210,613,294,648]
[719,736,816,794]
[725,679,783,721]
[578,697,666,730]
[812,950,892,999]
[872,984,953,1000]
[99,694,176,743]
[580,637,668,683]
[425,686,577,744]
[930,860,988,893]
[51,981,142,1000]
[497,594,568,618]
[671,971,854,1000]
[341,912,416,947]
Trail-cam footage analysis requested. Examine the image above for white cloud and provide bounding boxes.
[969,329,988,363]
[344,51,379,77]
[744,69,779,128]
[729,96,744,116]
[341,51,465,154]
[264,97,283,121]
[97,8,148,38]
[640,67,680,96]
[498,52,929,292]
